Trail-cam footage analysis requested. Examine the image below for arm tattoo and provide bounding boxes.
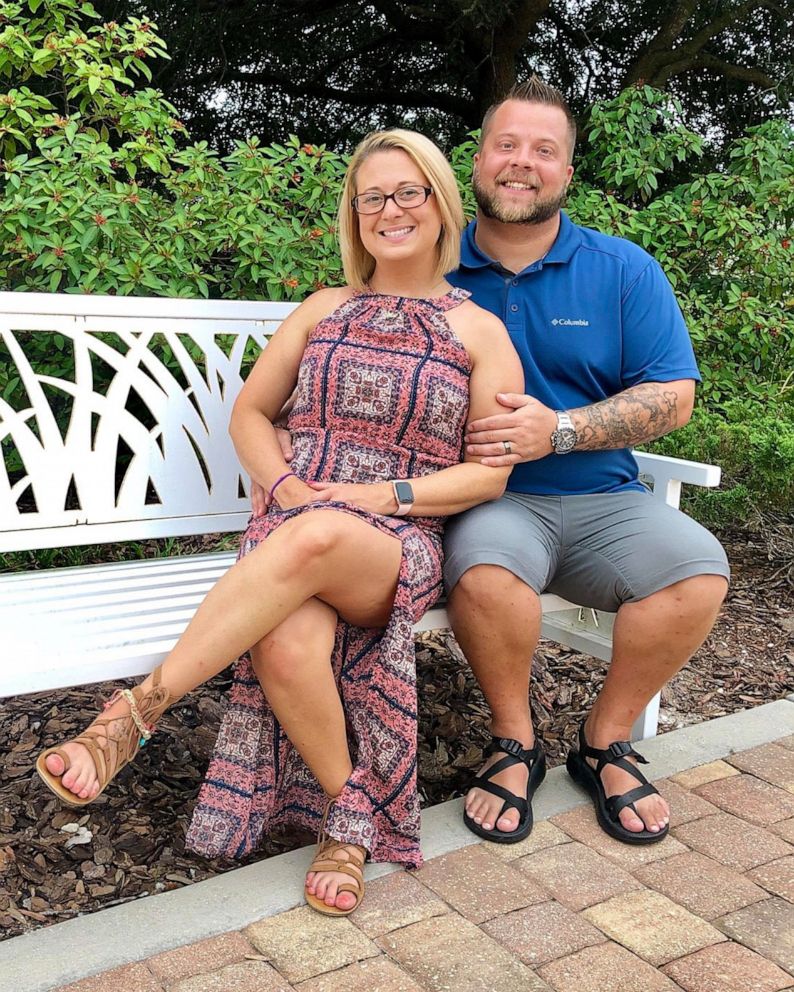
[570,383,680,451]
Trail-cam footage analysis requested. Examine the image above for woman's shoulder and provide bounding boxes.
[298,285,357,323]
[446,297,508,337]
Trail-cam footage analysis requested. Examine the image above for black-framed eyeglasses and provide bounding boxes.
[351,186,433,215]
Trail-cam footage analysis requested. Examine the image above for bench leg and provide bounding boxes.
[631,691,661,742]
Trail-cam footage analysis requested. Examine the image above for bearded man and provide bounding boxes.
[444,77,729,846]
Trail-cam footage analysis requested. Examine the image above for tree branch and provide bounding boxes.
[213,67,475,118]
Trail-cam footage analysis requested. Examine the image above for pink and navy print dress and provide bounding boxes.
[186,287,472,869]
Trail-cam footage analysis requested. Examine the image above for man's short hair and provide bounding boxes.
[480,75,577,163]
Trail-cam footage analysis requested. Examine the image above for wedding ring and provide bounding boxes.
[503,440,512,455]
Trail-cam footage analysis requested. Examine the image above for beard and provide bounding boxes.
[473,167,566,225]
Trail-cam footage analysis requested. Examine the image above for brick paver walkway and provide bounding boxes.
[54,741,794,992]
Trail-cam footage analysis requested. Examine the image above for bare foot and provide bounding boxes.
[584,724,670,834]
[305,843,365,912]
[465,738,535,833]
[43,695,133,801]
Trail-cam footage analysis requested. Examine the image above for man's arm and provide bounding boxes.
[465,379,695,466]
[570,379,694,451]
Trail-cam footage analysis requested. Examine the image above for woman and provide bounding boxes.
[36,129,523,915]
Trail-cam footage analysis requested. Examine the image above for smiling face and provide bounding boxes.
[473,100,574,225]
[354,149,443,270]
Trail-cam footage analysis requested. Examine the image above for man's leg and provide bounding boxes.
[553,492,730,835]
[444,495,559,834]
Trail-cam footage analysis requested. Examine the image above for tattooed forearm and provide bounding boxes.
[569,381,692,451]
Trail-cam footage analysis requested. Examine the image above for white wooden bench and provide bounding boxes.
[0,292,722,741]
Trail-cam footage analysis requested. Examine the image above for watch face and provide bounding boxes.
[552,429,576,454]
[394,481,414,504]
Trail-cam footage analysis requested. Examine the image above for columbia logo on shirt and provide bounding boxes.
[552,318,590,326]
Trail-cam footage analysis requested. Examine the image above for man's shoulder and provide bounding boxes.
[570,218,654,274]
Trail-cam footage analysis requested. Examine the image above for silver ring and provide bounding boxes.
[503,440,512,455]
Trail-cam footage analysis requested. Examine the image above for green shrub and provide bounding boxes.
[650,400,794,529]
[1,0,792,527]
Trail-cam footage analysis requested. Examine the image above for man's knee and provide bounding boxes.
[449,564,540,615]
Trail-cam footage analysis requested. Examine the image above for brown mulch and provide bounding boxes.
[1,530,791,939]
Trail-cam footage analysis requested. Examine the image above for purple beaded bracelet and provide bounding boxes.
[269,471,296,501]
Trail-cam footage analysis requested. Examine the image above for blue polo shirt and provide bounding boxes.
[447,213,700,495]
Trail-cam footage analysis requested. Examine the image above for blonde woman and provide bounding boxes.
[37,129,523,915]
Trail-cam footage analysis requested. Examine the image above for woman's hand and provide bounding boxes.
[308,481,395,515]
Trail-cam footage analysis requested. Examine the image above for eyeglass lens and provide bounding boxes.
[353,187,431,214]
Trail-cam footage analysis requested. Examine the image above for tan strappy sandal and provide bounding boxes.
[35,666,173,807]
[304,796,366,917]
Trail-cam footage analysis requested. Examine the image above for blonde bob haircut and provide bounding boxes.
[339,129,465,290]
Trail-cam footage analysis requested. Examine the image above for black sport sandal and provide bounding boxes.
[566,723,669,845]
[463,736,546,844]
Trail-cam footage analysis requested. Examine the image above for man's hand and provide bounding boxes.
[465,392,556,466]
[250,427,295,514]
[251,480,268,516]
[308,481,394,515]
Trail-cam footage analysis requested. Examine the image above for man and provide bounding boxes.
[443,76,729,845]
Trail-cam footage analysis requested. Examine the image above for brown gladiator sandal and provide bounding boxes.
[35,666,173,807]
[304,796,366,917]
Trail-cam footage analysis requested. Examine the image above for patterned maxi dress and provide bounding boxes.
[186,287,472,869]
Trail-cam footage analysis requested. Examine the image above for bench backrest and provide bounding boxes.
[0,292,296,552]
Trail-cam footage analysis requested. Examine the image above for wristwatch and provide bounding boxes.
[550,411,578,454]
[391,480,414,516]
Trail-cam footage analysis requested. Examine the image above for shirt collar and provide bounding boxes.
[459,211,582,272]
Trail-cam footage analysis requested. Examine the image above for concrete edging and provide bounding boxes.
[2,697,793,992]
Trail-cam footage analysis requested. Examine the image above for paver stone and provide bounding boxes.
[537,941,680,992]
[56,963,163,992]
[551,802,688,867]
[482,899,605,967]
[414,843,547,923]
[747,855,794,901]
[657,778,722,827]
[716,898,794,974]
[671,760,741,791]
[583,888,725,966]
[517,839,642,910]
[769,817,794,844]
[695,774,794,825]
[170,960,292,992]
[246,906,379,983]
[633,849,768,919]
[482,820,571,861]
[662,941,793,992]
[348,872,447,937]
[672,812,792,870]
[148,933,255,984]
[377,912,551,992]
[294,956,424,991]
[727,744,794,794]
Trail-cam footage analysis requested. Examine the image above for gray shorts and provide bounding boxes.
[443,491,730,613]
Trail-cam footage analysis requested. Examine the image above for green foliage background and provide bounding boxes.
[1,0,792,529]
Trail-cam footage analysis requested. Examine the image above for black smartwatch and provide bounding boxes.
[391,480,414,516]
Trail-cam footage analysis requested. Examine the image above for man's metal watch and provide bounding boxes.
[550,411,578,455]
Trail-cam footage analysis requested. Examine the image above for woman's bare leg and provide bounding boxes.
[46,511,402,799]
[249,599,361,911]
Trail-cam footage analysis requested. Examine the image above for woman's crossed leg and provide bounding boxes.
[43,509,403,808]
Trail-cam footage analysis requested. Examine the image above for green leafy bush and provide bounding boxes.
[1,0,792,526]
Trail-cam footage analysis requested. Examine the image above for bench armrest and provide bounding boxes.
[634,450,721,510]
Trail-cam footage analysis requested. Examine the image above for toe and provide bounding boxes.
[44,753,65,777]
[619,807,646,833]
[324,877,338,906]
[335,890,356,911]
[496,810,519,832]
